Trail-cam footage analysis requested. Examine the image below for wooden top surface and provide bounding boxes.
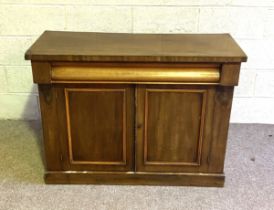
[25,31,247,63]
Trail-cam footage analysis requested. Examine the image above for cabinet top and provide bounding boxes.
[25,31,247,63]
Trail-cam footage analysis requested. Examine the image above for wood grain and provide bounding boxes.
[220,63,241,86]
[51,65,220,83]
[65,88,126,165]
[28,32,247,186]
[38,84,68,171]
[207,86,234,173]
[135,85,217,173]
[45,171,225,187]
[144,89,206,165]
[64,85,135,172]
[25,31,247,63]
[31,61,51,83]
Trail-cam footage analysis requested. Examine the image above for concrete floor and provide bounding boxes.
[0,120,273,210]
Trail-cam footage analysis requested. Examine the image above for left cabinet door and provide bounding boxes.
[39,84,135,172]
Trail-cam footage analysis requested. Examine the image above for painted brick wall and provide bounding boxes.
[0,0,273,123]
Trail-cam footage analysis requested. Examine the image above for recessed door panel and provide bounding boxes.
[136,85,212,173]
[145,89,205,164]
[64,85,134,171]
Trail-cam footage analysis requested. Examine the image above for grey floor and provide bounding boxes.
[0,120,273,210]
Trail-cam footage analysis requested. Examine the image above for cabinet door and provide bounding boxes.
[61,84,134,171]
[136,85,214,173]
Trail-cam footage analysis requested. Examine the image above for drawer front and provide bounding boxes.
[135,84,216,173]
[51,65,220,83]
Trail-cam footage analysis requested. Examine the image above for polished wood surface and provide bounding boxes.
[39,84,135,172]
[144,88,206,165]
[45,171,225,187]
[220,63,241,86]
[135,85,217,173]
[207,86,234,172]
[25,31,247,63]
[38,85,66,171]
[65,88,126,165]
[52,65,220,83]
[31,62,51,83]
[27,32,247,186]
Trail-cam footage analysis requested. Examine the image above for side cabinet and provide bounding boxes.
[25,31,247,186]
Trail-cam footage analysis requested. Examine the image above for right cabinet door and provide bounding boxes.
[136,84,216,173]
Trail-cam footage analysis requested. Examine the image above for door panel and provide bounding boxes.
[136,85,214,173]
[145,89,205,165]
[63,84,134,171]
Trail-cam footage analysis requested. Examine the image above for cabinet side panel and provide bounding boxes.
[208,86,234,172]
[38,85,67,171]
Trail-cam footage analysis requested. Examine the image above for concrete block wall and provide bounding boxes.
[0,0,273,123]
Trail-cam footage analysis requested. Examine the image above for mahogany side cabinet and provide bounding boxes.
[25,31,247,187]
